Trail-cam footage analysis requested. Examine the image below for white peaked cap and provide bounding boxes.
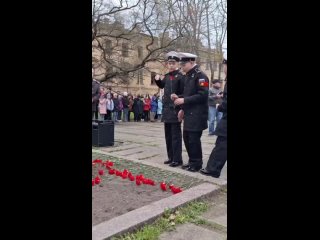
[178,52,197,59]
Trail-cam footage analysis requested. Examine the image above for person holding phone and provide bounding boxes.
[208,79,223,135]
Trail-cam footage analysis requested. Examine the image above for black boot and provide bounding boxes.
[169,161,183,167]
[164,159,172,164]
[200,168,220,178]
[181,163,190,169]
[186,165,202,172]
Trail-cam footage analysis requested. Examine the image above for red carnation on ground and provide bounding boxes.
[108,161,114,167]
[142,178,149,184]
[160,182,167,191]
[93,159,102,164]
[129,175,135,181]
[108,169,115,175]
[98,170,104,175]
[137,174,144,181]
[106,165,112,170]
[136,179,141,186]
[94,176,101,184]
[149,180,156,186]
[171,186,182,194]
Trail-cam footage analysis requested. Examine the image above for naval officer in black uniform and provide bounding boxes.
[173,52,209,172]
[200,54,227,178]
[155,51,184,167]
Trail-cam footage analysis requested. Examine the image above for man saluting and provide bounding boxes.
[154,51,184,167]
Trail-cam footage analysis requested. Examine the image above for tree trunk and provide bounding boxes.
[205,4,214,81]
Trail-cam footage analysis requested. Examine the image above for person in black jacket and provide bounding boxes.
[155,51,184,167]
[133,95,143,122]
[173,52,209,172]
[92,78,100,120]
[200,55,227,178]
[122,92,129,122]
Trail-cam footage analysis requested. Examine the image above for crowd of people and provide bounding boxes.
[92,89,163,123]
[92,81,223,128]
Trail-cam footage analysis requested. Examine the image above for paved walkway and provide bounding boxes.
[99,121,227,182]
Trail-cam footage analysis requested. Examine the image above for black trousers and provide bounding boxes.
[143,110,150,121]
[164,123,182,163]
[105,110,112,120]
[134,111,141,121]
[117,110,122,120]
[206,136,227,177]
[92,111,99,120]
[183,130,203,168]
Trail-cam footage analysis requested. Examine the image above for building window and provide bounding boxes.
[138,46,143,59]
[137,69,144,85]
[105,39,112,55]
[122,43,129,57]
[151,72,156,85]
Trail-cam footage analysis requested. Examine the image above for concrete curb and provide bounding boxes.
[92,149,227,186]
[92,182,220,240]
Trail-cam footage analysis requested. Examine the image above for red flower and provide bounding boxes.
[94,176,101,184]
[160,182,167,191]
[142,178,149,184]
[92,180,95,186]
[171,186,182,194]
[136,179,141,186]
[108,162,114,167]
[115,170,122,176]
[122,173,128,179]
[106,165,112,170]
[108,169,115,175]
[129,175,135,181]
[123,169,128,174]
[93,159,102,164]
[128,172,133,178]
[98,170,104,175]
[169,184,174,189]
[149,180,156,186]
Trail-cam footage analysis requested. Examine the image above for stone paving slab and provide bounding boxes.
[92,183,219,240]
[107,143,141,150]
[201,203,227,228]
[159,223,225,240]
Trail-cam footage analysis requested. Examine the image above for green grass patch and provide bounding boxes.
[111,201,209,240]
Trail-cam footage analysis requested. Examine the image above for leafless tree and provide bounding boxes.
[92,0,184,84]
[165,0,227,80]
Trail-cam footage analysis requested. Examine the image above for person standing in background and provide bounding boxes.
[208,80,223,135]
